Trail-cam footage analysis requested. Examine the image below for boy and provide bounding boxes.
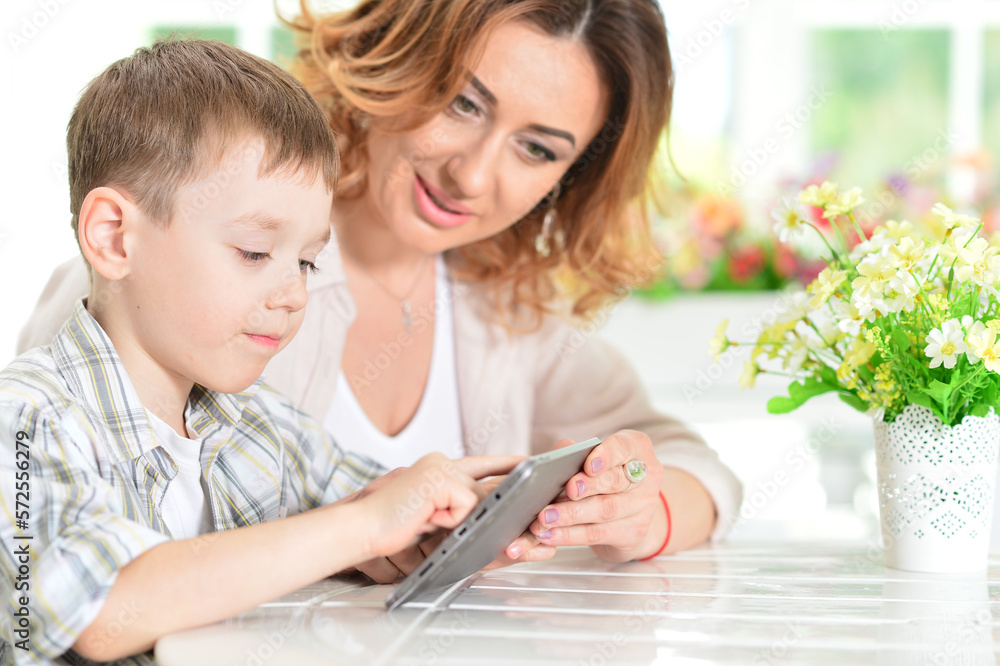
[0,40,515,665]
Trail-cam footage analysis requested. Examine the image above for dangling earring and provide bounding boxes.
[534,183,563,258]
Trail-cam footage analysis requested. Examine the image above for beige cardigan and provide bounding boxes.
[18,244,742,540]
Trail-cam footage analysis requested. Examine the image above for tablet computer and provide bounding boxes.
[385,437,602,610]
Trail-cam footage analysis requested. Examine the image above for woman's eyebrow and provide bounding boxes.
[470,76,498,105]
[470,76,577,149]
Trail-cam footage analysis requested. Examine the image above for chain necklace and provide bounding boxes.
[344,250,430,336]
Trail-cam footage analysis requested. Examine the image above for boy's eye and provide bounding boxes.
[299,259,319,274]
[452,94,479,115]
[238,249,270,263]
[526,142,556,162]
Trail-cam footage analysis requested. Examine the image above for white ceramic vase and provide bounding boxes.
[873,404,1000,573]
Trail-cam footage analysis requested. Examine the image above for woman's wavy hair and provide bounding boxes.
[285,0,672,327]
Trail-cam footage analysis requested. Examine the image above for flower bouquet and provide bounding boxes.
[712,182,1000,572]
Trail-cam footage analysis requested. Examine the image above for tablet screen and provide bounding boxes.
[385,437,601,609]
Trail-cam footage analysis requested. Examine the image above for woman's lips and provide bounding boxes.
[414,174,474,228]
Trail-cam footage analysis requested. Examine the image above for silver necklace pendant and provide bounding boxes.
[401,300,413,337]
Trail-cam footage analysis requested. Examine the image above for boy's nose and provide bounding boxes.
[266,269,308,312]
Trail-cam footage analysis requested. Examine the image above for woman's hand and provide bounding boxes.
[527,430,668,562]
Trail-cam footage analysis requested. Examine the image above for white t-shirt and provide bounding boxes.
[324,256,464,469]
[145,409,214,539]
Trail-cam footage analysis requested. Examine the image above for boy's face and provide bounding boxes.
[119,139,332,395]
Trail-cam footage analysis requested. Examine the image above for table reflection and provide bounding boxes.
[878,570,995,665]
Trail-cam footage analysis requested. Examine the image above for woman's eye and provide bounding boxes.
[526,142,556,162]
[299,259,319,274]
[452,94,479,115]
[238,249,270,263]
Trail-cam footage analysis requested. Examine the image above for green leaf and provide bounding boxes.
[767,396,802,414]
[789,377,839,402]
[906,389,934,410]
[921,380,952,405]
[767,377,840,415]
[891,328,911,351]
[905,390,946,422]
[818,365,840,385]
[970,404,991,417]
[838,392,868,413]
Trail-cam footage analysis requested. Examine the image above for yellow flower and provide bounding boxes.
[966,328,1000,373]
[852,253,894,300]
[938,227,976,264]
[806,267,848,309]
[739,361,759,389]
[823,187,865,218]
[888,237,925,271]
[882,220,914,241]
[799,181,838,208]
[836,338,877,381]
[845,338,878,367]
[932,203,980,230]
[708,319,730,360]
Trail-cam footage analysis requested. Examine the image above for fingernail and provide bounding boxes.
[544,508,559,524]
[539,529,553,540]
[592,458,603,473]
[508,544,522,558]
[576,480,586,496]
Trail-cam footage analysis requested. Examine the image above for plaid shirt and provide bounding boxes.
[0,300,385,665]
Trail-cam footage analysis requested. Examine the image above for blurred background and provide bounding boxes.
[2,0,999,542]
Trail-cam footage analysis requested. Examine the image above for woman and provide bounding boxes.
[19,0,741,577]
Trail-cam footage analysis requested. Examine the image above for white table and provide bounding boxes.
[155,542,1000,665]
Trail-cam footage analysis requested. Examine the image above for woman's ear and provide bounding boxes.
[78,187,134,281]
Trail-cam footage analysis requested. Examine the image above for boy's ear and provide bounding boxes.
[78,187,136,281]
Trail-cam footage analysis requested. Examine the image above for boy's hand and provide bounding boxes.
[359,454,523,559]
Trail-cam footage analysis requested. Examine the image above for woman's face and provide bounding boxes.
[359,19,609,254]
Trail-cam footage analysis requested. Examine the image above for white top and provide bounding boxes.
[324,256,464,469]
[145,409,214,539]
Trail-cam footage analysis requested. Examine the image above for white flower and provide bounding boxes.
[708,319,730,360]
[772,198,809,243]
[962,316,989,364]
[924,319,968,369]
[739,361,759,389]
[833,299,864,337]
[966,327,1000,373]
[932,203,980,230]
[852,252,894,300]
[782,337,810,374]
[849,232,893,263]
[955,238,1000,286]
[884,270,920,313]
[852,294,889,320]
[776,291,811,324]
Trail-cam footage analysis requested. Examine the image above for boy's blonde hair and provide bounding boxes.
[67,38,338,239]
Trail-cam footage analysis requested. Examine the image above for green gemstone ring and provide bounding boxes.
[625,460,648,484]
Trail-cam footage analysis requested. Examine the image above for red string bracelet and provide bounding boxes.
[640,490,671,561]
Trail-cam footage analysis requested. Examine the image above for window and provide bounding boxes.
[670,0,1000,208]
